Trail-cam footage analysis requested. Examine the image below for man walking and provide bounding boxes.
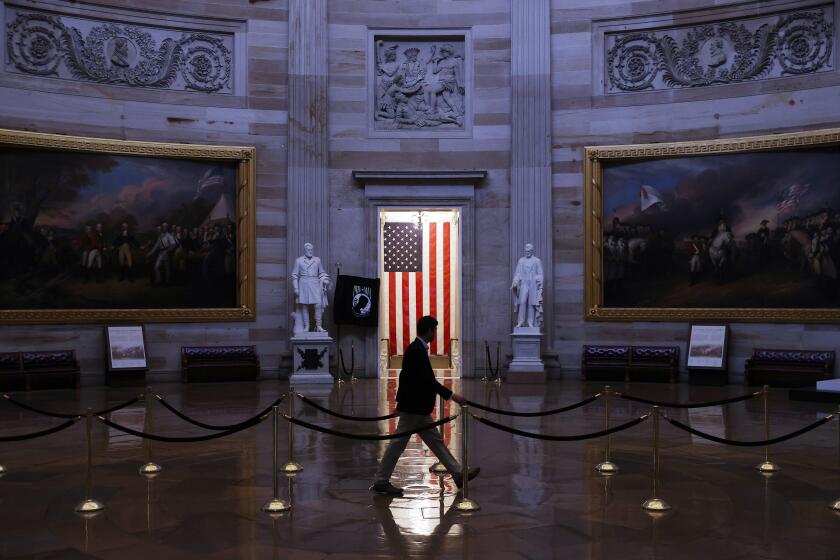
[371,315,479,495]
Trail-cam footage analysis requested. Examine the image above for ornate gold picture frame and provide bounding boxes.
[0,128,256,323]
[585,127,840,322]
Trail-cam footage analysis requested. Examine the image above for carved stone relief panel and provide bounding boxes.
[5,7,234,93]
[369,30,471,137]
[605,5,833,93]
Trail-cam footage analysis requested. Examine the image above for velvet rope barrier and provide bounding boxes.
[615,391,759,409]
[463,393,601,417]
[155,394,286,431]
[471,412,649,441]
[0,417,81,442]
[2,393,143,419]
[295,393,399,421]
[281,414,457,441]
[339,345,355,378]
[97,411,270,443]
[662,413,835,447]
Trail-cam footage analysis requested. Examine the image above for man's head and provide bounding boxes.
[404,47,419,61]
[416,315,438,343]
[121,222,128,231]
[304,242,314,258]
[524,243,534,257]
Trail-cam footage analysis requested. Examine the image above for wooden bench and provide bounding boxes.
[582,345,629,381]
[181,345,260,383]
[20,350,80,390]
[745,349,835,388]
[583,345,679,383]
[628,346,679,383]
[0,352,24,392]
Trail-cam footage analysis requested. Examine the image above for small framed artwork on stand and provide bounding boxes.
[687,324,730,386]
[105,325,148,386]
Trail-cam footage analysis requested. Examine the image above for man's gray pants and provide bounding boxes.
[375,412,461,482]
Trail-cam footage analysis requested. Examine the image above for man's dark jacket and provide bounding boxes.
[396,338,453,415]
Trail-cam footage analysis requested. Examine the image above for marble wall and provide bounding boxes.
[326,0,513,377]
[1,0,838,382]
[550,0,840,381]
[0,0,289,382]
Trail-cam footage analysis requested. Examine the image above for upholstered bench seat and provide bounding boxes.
[745,349,835,388]
[582,345,629,381]
[181,345,260,383]
[0,352,24,392]
[628,346,679,383]
[20,350,80,390]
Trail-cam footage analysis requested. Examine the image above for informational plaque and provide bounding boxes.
[686,324,729,370]
[105,326,148,371]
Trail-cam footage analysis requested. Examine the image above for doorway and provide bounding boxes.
[378,208,461,377]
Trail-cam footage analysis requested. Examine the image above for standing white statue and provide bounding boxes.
[291,242,330,333]
[511,243,544,328]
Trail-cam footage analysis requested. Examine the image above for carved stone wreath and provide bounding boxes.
[6,13,64,76]
[179,34,233,92]
[606,8,833,92]
[6,10,233,93]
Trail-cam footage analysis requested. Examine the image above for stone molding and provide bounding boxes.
[602,2,833,94]
[4,5,235,93]
[355,170,485,377]
[367,28,472,138]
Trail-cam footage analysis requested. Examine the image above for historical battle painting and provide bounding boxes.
[0,129,256,323]
[585,129,840,322]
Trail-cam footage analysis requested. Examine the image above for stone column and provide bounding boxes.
[288,0,330,325]
[510,0,553,348]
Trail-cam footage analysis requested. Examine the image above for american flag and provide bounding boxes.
[194,166,226,199]
[777,184,809,213]
[382,218,457,358]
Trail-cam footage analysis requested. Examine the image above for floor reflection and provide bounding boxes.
[1,378,839,559]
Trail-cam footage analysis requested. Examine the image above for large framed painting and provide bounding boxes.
[0,129,256,323]
[584,128,840,322]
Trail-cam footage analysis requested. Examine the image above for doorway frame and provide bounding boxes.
[354,171,485,378]
[377,207,462,373]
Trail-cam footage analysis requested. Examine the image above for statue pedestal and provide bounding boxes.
[290,333,334,385]
[508,327,545,383]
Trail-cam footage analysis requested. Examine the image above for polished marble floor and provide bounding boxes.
[1,376,839,559]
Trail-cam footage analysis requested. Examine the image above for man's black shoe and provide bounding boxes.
[370,481,404,495]
[452,467,480,489]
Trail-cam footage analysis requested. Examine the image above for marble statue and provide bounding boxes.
[511,243,544,328]
[291,242,330,333]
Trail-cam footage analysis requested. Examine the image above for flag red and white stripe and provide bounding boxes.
[382,218,458,358]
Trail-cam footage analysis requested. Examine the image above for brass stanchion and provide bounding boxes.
[139,388,162,478]
[0,464,6,477]
[481,341,490,383]
[454,406,479,512]
[75,408,104,516]
[430,394,448,474]
[494,342,501,385]
[282,388,303,474]
[831,406,840,512]
[641,406,670,512]
[595,385,618,475]
[263,405,292,514]
[755,385,780,474]
[350,341,358,383]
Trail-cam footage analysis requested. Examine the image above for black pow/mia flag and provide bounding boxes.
[333,275,380,327]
